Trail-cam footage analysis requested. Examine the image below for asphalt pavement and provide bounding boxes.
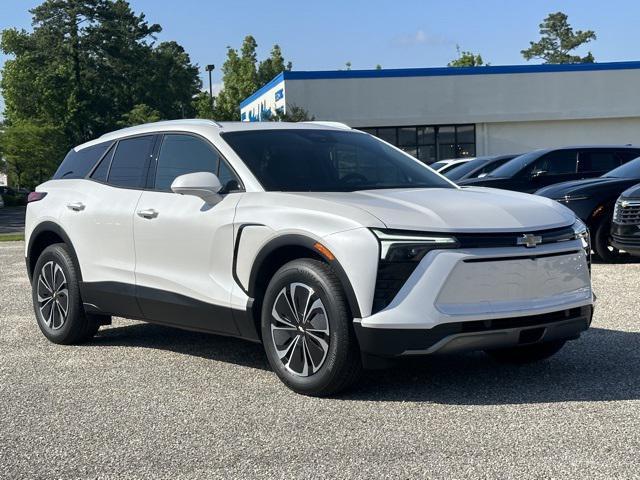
[1,241,639,479]
[0,207,26,234]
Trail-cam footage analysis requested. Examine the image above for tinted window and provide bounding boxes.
[90,144,115,182]
[616,150,640,164]
[155,134,220,191]
[530,150,577,176]
[445,157,489,180]
[222,129,453,192]
[53,142,112,180]
[604,157,640,179]
[578,151,620,173]
[107,136,155,188]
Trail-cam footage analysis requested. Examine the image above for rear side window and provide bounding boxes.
[107,135,155,188]
[53,142,112,180]
[577,151,620,173]
[616,150,640,164]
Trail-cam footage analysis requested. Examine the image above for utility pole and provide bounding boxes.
[205,64,215,112]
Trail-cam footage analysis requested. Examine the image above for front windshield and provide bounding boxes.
[486,151,543,178]
[604,157,640,178]
[221,129,454,192]
[445,157,490,180]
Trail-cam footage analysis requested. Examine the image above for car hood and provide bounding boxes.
[535,177,632,198]
[620,182,640,200]
[295,187,576,233]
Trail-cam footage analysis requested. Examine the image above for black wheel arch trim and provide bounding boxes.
[237,230,362,319]
[27,221,82,284]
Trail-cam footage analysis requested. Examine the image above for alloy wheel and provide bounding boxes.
[37,261,69,330]
[270,282,330,377]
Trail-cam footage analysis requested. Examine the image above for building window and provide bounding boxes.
[359,124,475,165]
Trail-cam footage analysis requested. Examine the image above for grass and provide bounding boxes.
[0,233,25,242]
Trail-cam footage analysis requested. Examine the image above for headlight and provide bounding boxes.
[572,218,589,242]
[371,229,459,262]
[554,195,590,203]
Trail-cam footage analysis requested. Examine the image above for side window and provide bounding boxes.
[530,150,577,176]
[154,134,220,191]
[53,141,113,180]
[617,150,640,164]
[217,160,241,191]
[107,135,155,188]
[577,151,620,173]
[90,144,115,182]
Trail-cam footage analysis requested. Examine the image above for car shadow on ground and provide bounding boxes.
[90,324,639,405]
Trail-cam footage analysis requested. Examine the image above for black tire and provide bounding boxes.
[31,243,100,344]
[593,218,623,263]
[485,340,566,364]
[261,259,362,396]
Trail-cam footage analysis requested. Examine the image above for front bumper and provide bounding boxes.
[355,305,592,357]
[354,239,594,358]
[610,222,640,256]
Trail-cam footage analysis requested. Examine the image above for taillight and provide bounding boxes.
[27,192,47,203]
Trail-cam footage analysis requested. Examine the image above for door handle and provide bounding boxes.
[137,208,158,219]
[66,202,85,212]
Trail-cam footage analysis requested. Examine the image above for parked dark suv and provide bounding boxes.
[610,183,640,257]
[536,157,640,261]
[458,146,640,193]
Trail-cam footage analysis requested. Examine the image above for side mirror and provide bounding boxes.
[171,171,222,204]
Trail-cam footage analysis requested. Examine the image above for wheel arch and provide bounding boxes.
[27,222,82,284]
[244,234,362,337]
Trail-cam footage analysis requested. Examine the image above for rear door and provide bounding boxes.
[60,134,156,317]
[132,133,243,334]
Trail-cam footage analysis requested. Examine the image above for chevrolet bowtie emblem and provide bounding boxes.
[517,233,542,248]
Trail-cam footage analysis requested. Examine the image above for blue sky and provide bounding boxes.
[1,0,639,112]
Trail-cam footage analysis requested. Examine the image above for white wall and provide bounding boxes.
[241,80,285,122]
[0,173,6,186]
[283,69,640,127]
[477,117,640,155]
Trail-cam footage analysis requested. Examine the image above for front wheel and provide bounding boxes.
[485,340,566,364]
[593,218,623,262]
[261,259,362,396]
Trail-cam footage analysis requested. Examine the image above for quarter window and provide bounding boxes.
[53,141,113,180]
[107,135,155,188]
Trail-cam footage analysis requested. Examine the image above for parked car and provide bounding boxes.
[0,194,4,209]
[430,157,474,174]
[536,157,640,261]
[25,120,593,396]
[458,146,640,193]
[444,154,520,182]
[0,186,28,206]
[610,183,640,257]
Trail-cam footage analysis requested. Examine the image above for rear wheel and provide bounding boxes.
[485,340,566,364]
[32,243,100,344]
[593,218,623,262]
[261,259,362,396]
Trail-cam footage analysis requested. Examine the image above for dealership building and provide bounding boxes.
[240,61,640,164]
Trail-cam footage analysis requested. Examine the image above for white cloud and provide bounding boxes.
[392,29,453,47]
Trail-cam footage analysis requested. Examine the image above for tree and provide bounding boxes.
[448,45,485,67]
[1,121,67,188]
[192,91,215,120]
[0,0,200,184]
[118,104,161,127]
[522,12,596,64]
[213,36,293,121]
[258,44,292,85]
[269,104,314,122]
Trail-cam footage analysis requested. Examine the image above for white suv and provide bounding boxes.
[25,120,594,396]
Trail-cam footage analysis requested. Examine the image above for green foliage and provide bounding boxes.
[448,46,485,67]
[0,0,200,188]
[522,12,596,64]
[118,104,161,127]
[1,121,67,188]
[213,36,293,121]
[192,91,215,120]
[269,104,314,122]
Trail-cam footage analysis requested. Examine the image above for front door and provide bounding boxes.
[132,133,243,334]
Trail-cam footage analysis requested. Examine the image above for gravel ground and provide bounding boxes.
[1,240,639,479]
